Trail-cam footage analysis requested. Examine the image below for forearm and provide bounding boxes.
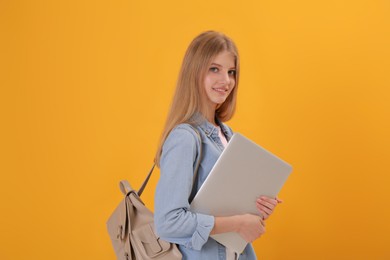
[211,214,265,243]
[210,215,239,235]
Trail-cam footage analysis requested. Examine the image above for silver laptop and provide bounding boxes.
[190,133,292,253]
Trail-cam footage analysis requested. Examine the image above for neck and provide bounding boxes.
[200,103,218,126]
[205,110,217,126]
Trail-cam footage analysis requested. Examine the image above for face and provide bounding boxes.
[203,51,236,110]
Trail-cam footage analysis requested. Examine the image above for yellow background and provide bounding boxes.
[1,0,389,259]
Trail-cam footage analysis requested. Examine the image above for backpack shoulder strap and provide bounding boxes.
[137,164,156,197]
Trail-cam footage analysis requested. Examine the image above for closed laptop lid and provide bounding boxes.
[190,133,292,253]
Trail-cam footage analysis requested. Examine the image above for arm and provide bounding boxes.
[154,126,214,250]
[211,214,266,243]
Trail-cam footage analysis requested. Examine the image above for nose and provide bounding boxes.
[219,71,231,86]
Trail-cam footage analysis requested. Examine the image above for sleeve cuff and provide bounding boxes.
[185,214,215,250]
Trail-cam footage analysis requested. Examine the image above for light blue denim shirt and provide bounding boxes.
[154,117,257,260]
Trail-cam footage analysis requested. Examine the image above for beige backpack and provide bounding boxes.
[106,127,202,259]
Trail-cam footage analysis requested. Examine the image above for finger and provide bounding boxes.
[257,209,268,220]
[257,200,276,211]
[258,196,278,206]
[257,201,274,213]
[256,207,270,221]
[258,198,278,210]
[258,207,272,219]
[261,213,269,220]
[258,221,266,233]
[276,197,283,203]
[256,203,274,217]
[259,216,265,226]
[256,202,273,215]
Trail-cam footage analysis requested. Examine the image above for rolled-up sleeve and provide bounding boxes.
[154,126,214,250]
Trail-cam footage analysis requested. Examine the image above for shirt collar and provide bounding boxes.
[195,114,231,140]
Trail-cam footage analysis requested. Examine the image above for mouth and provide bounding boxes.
[212,88,228,93]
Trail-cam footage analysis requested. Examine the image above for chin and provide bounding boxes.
[214,99,227,105]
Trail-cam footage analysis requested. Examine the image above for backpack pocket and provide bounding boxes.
[132,223,179,259]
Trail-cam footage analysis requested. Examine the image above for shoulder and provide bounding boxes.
[163,124,200,150]
[161,124,200,163]
[170,123,199,140]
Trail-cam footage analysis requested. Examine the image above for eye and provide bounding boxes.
[228,70,236,76]
[209,67,219,73]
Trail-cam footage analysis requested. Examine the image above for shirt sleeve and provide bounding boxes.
[154,125,215,251]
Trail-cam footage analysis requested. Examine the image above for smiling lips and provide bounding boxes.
[213,87,228,93]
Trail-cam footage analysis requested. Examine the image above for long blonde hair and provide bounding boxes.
[155,31,240,166]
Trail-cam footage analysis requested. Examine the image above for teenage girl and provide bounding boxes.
[154,31,282,260]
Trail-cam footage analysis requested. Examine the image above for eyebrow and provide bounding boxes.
[210,63,236,70]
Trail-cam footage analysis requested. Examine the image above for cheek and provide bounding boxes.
[230,78,236,88]
[204,78,211,87]
[204,75,216,88]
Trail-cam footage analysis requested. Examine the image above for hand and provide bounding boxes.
[256,196,283,220]
[236,214,266,243]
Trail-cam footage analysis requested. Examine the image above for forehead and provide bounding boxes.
[210,51,236,68]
